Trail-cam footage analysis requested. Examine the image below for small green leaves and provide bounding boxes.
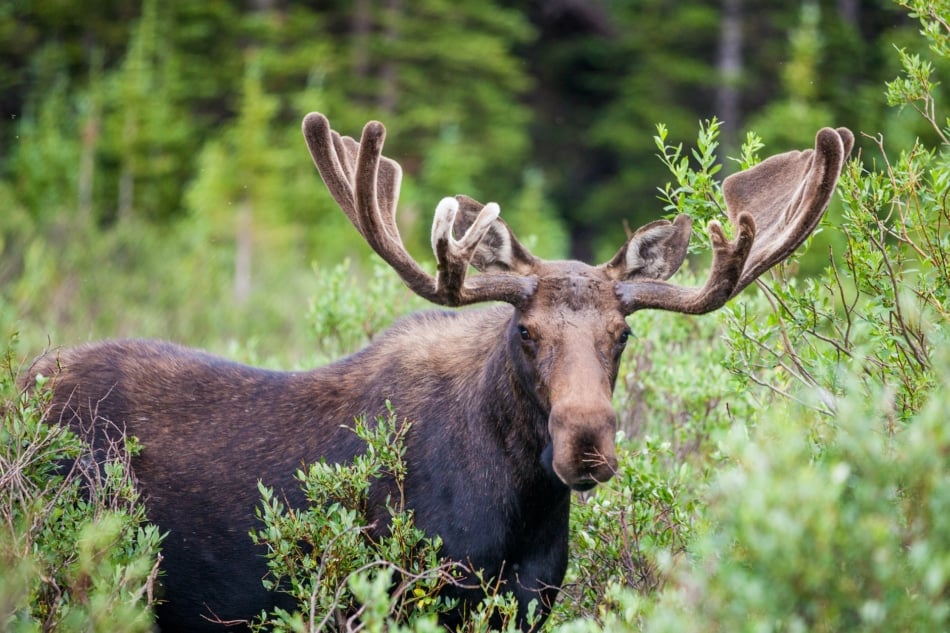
[654,119,726,251]
[0,335,162,633]
[249,408,453,631]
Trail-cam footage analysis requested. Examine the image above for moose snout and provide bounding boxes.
[547,401,618,491]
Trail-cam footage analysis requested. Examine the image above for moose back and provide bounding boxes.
[24,114,852,631]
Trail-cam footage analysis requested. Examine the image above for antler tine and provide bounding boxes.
[427,197,537,305]
[616,127,852,315]
[303,113,357,225]
[352,120,411,260]
[431,197,498,297]
[303,113,400,245]
[303,113,537,307]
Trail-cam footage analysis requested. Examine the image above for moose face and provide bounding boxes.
[508,263,632,490]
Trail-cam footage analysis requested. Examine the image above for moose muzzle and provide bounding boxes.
[547,400,618,491]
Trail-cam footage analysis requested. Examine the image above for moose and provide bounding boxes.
[24,113,853,631]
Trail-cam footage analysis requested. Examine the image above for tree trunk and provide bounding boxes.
[118,162,134,223]
[379,0,402,115]
[837,0,858,26]
[352,0,372,80]
[234,198,252,305]
[118,106,137,223]
[716,0,743,159]
[78,104,99,226]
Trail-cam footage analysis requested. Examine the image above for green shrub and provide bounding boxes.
[637,355,950,633]
[249,406,531,632]
[551,437,695,628]
[0,336,162,632]
[553,358,950,633]
[249,407,445,631]
[617,304,739,461]
[306,259,429,363]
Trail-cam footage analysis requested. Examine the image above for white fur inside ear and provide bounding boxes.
[625,223,677,279]
[473,203,516,271]
[431,197,460,255]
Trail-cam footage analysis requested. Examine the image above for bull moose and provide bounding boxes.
[24,114,853,631]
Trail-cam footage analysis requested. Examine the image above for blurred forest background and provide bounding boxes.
[0,0,943,358]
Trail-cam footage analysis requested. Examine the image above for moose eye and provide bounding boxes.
[517,325,532,341]
[618,329,632,346]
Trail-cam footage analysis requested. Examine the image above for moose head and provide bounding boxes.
[303,114,854,491]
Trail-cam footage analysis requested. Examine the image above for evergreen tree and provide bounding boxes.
[580,0,720,260]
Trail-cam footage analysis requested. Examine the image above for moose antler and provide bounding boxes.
[614,127,854,314]
[302,113,537,307]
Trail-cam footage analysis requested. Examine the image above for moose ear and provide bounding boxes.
[450,195,539,275]
[603,214,693,281]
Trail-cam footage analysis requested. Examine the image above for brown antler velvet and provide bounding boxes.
[302,113,537,307]
[616,126,854,314]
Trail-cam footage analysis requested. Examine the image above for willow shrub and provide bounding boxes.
[249,407,531,633]
[0,336,163,632]
[666,364,950,633]
[561,355,950,633]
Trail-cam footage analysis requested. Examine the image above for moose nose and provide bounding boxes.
[548,401,618,491]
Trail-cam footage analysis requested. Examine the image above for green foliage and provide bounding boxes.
[250,408,444,631]
[306,258,428,362]
[653,119,725,250]
[635,360,950,633]
[0,1,543,356]
[746,1,835,151]
[617,296,739,460]
[887,0,950,145]
[249,406,531,632]
[552,438,694,628]
[901,0,950,59]
[0,335,162,632]
[0,0,934,268]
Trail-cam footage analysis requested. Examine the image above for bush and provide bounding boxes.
[306,259,429,363]
[638,356,950,633]
[0,335,162,632]
[249,407,452,632]
[551,437,694,628]
[249,405,540,632]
